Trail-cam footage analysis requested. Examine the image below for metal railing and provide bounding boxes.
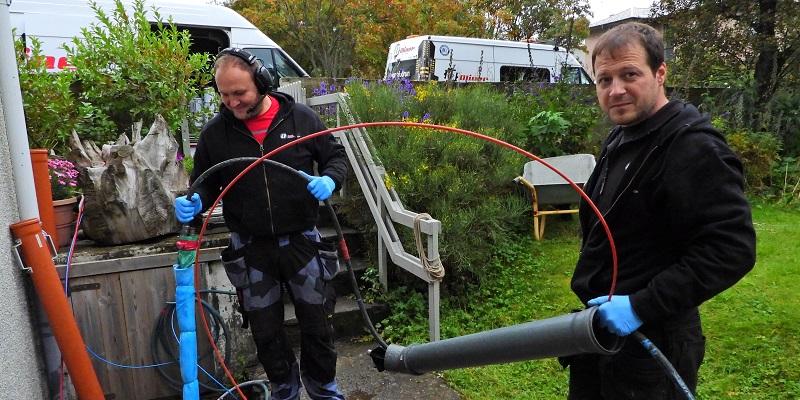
[302,91,443,341]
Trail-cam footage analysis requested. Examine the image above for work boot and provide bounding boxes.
[270,362,302,400]
[301,373,346,400]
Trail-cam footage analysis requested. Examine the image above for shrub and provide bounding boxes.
[508,83,604,157]
[64,0,211,144]
[713,116,782,190]
[14,35,79,153]
[524,110,572,157]
[344,80,532,288]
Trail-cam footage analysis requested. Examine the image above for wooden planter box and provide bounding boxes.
[54,230,256,400]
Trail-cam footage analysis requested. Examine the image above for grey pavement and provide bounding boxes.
[249,339,463,400]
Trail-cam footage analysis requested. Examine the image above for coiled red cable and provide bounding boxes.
[192,121,619,397]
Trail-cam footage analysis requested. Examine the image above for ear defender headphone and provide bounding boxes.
[213,47,278,94]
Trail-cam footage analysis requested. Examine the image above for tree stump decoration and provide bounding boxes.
[69,115,188,245]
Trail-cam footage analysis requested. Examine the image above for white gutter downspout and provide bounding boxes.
[1,1,62,397]
[0,0,38,219]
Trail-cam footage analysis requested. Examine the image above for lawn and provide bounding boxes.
[434,201,800,399]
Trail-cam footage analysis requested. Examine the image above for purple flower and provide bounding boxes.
[401,110,409,119]
[421,113,431,121]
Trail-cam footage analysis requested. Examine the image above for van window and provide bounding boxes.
[500,66,551,82]
[563,67,593,84]
[244,48,304,79]
[386,60,416,80]
[163,25,228,56]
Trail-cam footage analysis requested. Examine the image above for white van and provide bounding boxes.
[9,0,309,79]
[385,35,592,84]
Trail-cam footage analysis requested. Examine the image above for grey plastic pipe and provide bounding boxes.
[379,306,622,374]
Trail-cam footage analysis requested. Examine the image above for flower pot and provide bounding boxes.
[53,197,78,249]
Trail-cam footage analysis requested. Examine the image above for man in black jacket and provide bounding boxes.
[175,48,348,400]
[566,23,756,399]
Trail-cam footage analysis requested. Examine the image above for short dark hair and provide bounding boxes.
[591,22,664,73]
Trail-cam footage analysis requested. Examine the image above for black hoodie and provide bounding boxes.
[571,100,756,324]
[191,92,348,237]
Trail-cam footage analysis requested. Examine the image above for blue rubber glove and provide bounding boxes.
[299,171,336,201]
[174,193,202,224]
[587,295,643,336]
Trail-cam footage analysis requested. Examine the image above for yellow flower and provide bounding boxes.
[415,85,429,102]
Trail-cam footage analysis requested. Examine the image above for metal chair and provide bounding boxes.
[514,154,596,240]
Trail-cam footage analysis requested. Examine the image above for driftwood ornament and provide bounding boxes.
[69,115,188,244]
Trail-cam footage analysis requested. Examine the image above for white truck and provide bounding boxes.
[386,35,592,84]
[9,0,308,79]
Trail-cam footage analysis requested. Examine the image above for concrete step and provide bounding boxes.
[284,297,389,342]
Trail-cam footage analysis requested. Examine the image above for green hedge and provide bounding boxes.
[343,80,602,290]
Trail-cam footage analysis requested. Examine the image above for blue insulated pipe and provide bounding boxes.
[175,264,199,399]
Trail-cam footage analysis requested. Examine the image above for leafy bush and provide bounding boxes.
[524,111,571,156]
[14,35,79,153]
[508,83,604,157]
[64,0,211,144]
[345,80,536,290]
[713,117,782,190]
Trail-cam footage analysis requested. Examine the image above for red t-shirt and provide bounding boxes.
[244,95,279,145]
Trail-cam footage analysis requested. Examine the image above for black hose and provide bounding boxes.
[151,295,233,393]
[324,200,389,349]
[188,157,390,349]
[187,157,301,199]
[632,331,696,400]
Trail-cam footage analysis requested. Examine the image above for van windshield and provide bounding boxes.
[386,60,416,80]
[244,48,304,79]
[563,67,594,84]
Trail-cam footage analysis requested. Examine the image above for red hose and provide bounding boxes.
[192,121,619,393]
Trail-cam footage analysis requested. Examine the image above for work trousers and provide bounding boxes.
[565,308,705,400]
[222,228,344,400]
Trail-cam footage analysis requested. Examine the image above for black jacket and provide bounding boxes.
[571,101,756,324]
[191,92,348,237]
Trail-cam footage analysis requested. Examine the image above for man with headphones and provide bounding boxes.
[174,48,348,400]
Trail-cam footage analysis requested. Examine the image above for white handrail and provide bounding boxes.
[305,90,442,341]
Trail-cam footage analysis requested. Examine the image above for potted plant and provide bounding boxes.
[49,158,80,248]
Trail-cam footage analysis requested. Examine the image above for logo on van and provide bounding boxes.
[439,45,451,56]
[398,46,417,55]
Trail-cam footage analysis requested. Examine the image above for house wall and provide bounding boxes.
[0,98,47,397]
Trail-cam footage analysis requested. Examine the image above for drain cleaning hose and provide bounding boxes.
[633,332,696,400]
[189,156,388,350]
[186,121,622,397]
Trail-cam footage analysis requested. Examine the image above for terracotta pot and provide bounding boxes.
[53,197,78,249]
[30,149,58,245]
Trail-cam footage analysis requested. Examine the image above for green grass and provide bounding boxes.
[396,202,800,399]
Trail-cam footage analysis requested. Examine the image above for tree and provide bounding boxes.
[229,0,354,77]
[473,0,591,50]
[652,0,800,133]
[228,0,484,78]
[228,0,591,77]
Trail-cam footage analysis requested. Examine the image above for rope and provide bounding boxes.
[413,213,445,281]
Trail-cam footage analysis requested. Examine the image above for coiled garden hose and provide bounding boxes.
[151,290,233,393]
